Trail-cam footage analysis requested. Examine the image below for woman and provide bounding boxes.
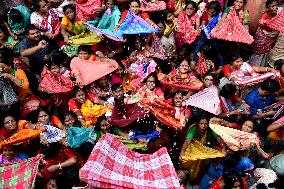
[0,115,19,140]
[68,87,110,127]
[76,0,103,21]
[0,23,19,52]
[179,114,226,181]
[175,1,200,48]
[211,0,253,44]
[0,145,28,165]
[220,53,277,89]
[249,0,279,67]
[86,0,122,41]
[203,73,215,88]
[0,48,30,102]
[61,4,101,45]
[30,0,60,39]
[265,116,284,153]
[89,76,112,101]
[159,58,203,93]
[209,172,248,189]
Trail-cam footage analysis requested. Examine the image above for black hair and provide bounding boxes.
[129,0,141,7]
[207,0,221,13]
[266,0,278,8]
[72,86,85,97]
[220,84,237,98]
[0,23,10,37]
[111,83,123,91]
[0,47,15,67]
[260,78,280,93]
[223,172,244,189]
[77,45,93,54]
[185,1,198,12]
[268,175,284,189]
[60,111,77,123]
[229,52,242,64]
[26,107,50,124]
[256,183,268,189]
[274,59,284,71]
[8,8,23,23]
[32,0,47,12]
[104,0,118,6]
[63,4,76,13]
[25,24,39,34]
[142,72,161,87]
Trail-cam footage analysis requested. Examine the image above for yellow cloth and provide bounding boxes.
[69,32,101,45]
[11,68,31,101]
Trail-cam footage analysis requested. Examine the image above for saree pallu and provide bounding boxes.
[140,0,167,12]
[252,28,278,55]
[141,99,185,130]
[186,86,221,115]
[209,123,260,151]
[0,156,41,189]
[175,11,199,47]
[0,77,18,107]
[70,57,118,86]
[76,0,102,21]
[86,6,122,41]
[0,129,42,149]
[210,7,254,44]
[181,139,225,181]
[202,12,222,39]
[39,68,74,93]
[116,11,159,37]
[234,72,279,86]
[79,133,181,188]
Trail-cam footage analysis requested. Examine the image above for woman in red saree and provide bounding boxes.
[175,1,200,48]
[209,173,248,189]
[249,0,280,67]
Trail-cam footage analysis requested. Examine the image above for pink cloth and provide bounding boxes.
[76,0,102,21]
[266,8,284,33]
[140,0,167,12]
[70,57,118,86]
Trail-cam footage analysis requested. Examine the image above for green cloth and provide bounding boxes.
[67,127,101,148]
[61,45,79,57]
[186,125,220,141]
[8,5,31,34]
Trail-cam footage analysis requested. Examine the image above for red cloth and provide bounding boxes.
[120,10,149,22]
[210,7,254,44]
[110,100,145,128]
[76,0,102,21]
[266,8,284,33]
[209,176,248,189]
[79,133,182,188]
[68,93,98,112]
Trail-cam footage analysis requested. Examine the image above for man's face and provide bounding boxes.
[28,29,41,41]
[112,87,124,100]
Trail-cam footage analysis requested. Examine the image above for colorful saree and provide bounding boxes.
[86,6,122,41]
[70,57,118,86]
[210,7,254,44]
[158,69,204,91]
[115,135,147,151]
[175,11,199,47]
[209,123,260,151]
[39,68,74,94]
[202,12,222,39]
[8,5,31,34]
[76,0,102,21]
[266,7,284,33]
[140,0,167,12]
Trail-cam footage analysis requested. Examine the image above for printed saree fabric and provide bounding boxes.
[266,7,284,33]
[70,57,118,86]
[175,11,200,46]
[86,6,122,41]
[41,124,65,143]
[202,12,222,39]
[0,156,41,189]
[76,0,102,21]
[0,77,18,107]
[186,86,221,115]
[115,135,148,151]
[209,123,260,151]
[158,69,204,91]
[140,0,167,12]
[79,133,181,188]
[39,68,74,94]
[0,129,42,149]
[210,7,254,44]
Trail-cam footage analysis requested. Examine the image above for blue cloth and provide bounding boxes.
[16,153,29,160]
[67,127,100,148]
[245,89,275,115]
[200,162,223,189]
[128,129,160,141]
[202,12,222,39]
[235,157,254,175]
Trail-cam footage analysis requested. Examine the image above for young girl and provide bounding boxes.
[70,45,118,88]
[0,145,28,165]
[61,4,101,45]
[162,9,177,58]
[175,1,200,48]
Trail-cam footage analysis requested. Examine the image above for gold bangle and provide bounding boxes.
[266,67,269,72]
[226,113,230,117]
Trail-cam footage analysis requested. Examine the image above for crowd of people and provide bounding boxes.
[0,0,284,188]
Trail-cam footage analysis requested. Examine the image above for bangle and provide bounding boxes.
[226,113,230,117]
[58,163,62,169]
[112,51,116,55]
[266,67,269,72]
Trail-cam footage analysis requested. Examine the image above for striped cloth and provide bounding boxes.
[0,156,41,189]
[266,7,284,33]
[79,133,182,189]
[210,7,254,44]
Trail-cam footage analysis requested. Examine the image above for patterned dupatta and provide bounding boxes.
[140,0,167,12]
[266,7,284,33]
[220,96,235,113]
[210,7,254,44]
[202,12,222,39]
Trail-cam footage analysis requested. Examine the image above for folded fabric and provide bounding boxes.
[210,7,254,44]
[67,126,100,148]
[209,123,260,151]
[0,156,41,189]
[41,125,65,143]
[39,68,74,93]
[0,129,42,149]
[129,59,157,80]
[70,57,118,86]
[186,86,221,115]
[181,139,225,161]
[79,133,181,188]
[235,72,279,86]
[266,8,284,33]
